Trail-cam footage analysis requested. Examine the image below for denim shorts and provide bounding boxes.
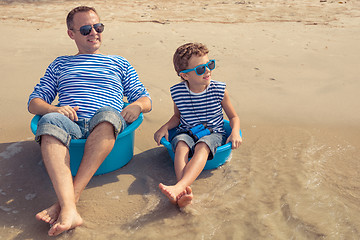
[171,132,226,160]
[35,106,127,148]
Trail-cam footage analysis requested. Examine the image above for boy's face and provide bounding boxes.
[180,54,212,92]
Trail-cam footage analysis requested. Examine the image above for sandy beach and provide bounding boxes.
[1,0,360,239]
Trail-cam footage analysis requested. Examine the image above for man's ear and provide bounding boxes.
[68,29,75,39]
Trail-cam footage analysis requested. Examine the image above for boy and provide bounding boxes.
[154,43,242,208]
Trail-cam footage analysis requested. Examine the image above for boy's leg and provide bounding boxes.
[175,142,210,194]
[176,143,210,208]
[160,142,210,203]
[160,141,190,204]
[174,141,191,181]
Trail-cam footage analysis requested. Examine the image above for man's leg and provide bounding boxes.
[38,135,83,236]
[73,121,116,202]
[41,122,115,236]
[35,110,119,236]
[71,106,124,200]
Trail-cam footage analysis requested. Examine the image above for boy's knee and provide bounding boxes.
[176,140,189,149]
[194,142,210,151]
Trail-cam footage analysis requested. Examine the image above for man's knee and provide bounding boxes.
[91,121,115,136]
[89,107,126,137]
[38,112,66,125]
[41,134,66,146]
[36,113,80,147]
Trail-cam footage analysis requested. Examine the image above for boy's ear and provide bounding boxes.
[179,72,189,80]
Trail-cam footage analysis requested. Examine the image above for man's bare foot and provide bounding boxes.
[159,183,186,205]
[177,186,193,208]
[48,207,83,236]
[36,203,61,225]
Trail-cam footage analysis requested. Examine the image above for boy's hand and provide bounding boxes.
[226,132,242,149]
[154,126,169,146]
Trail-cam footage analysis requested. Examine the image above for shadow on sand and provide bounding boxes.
[0,140,216,239]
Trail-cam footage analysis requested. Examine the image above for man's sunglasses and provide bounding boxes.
[180,60,216,76]
[71,23,104,36]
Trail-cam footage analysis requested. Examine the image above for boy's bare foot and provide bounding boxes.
[159,183,176,204]
[36,202,61,225]
[177,186,193,208]
[48,207,83,236]
[159,183,185,205]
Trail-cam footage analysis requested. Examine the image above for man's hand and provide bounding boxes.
[55,106,79,121]
[121,104,141,123]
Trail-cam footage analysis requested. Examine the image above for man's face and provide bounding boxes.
[68,10,102,54]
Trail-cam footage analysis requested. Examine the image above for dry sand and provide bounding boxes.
[1,0,360,239]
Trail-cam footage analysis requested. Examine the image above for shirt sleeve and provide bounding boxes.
[121,60,151,103]
[27,61,58,108]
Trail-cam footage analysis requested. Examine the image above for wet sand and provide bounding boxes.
[1,0,360,239]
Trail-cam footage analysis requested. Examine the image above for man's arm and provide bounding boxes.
[28,98,79,121]
[121,96,152,123]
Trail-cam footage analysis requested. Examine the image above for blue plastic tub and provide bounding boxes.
[160,120,242,170]
[30,109,143,176]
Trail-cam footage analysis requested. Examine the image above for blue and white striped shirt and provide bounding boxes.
[170,80,226,134]
[28,54,150,119]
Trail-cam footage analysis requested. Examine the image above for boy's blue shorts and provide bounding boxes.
[171,132,225,160]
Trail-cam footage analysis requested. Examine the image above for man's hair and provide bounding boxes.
[173,43,209,79]
[66,6,98,30]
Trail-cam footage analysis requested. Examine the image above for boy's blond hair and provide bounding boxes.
[173,43,209,80]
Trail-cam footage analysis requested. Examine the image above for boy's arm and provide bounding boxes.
[154,103,181,145]
[221,89,242,149]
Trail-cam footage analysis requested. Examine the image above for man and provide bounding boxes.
[28,6,152,236]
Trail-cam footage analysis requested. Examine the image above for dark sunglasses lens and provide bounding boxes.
[94,23,104,33]
[208,60,215,70]
[195,65,206,75]
[79,25,92,35]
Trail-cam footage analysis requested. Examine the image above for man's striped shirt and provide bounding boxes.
[28,54,150,119]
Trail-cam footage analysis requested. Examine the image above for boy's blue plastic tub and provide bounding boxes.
[30,110,143,176]
[160,120,242,170]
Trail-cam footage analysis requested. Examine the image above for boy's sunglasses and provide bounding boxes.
[71,23,104,36]
[180,60,216,76]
